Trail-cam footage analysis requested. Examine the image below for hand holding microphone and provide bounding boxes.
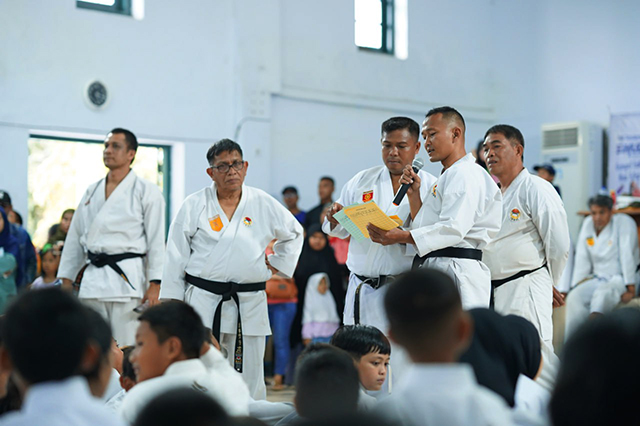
[393,157,424,206]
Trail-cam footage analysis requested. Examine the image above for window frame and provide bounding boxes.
[356,0,395,55]
[76,0,132,16]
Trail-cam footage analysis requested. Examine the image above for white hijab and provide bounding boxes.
[302,272,340,324]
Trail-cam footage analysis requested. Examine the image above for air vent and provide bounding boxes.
[543,127,579,149]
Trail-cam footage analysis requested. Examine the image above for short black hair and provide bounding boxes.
[484,124,525,161]
[82,307,113,380]
[138,301,205,359]
[121,346,136,382]
[282,186,298,195]
[381,117,420,141]
[206,139,243,165]
[588,194,614,210]
[330,325,390,361]
[384,268,462,354]
[425,106,466,131]
[550,309,640,426]
[1,288,91,384]
[133,388,230,426]
[295,346,360,420]
[110,128,138,152]
[319,176,335,186]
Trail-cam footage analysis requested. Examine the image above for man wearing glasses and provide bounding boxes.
[160,138,304,400]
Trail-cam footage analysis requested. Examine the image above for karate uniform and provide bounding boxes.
[565,214,640,337]
[58,171,165,346]
[484,169,569,344]
[376,364,513,426]
[119,359,250,424]
[410,153,502,308]
[0,376,126,426]
[160,183,303,400]
[322,165,436,384]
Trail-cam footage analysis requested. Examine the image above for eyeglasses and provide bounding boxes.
[210,161,244,173]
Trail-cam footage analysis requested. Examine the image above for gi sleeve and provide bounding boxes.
[268,202,304,278]
[57,189,91,281]
[530,182,570,286]
[142,184,166,282]
[322,174,354,240]
[616,214,640,287]
[571,217,593,286]
[159,197,201,300]
[409,189,481,257]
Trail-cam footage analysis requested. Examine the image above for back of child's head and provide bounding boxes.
[138,301,205,359]
[294,345,360,420]
[121,346,137,382]
[330,325,390,361]
[384,268,467,361]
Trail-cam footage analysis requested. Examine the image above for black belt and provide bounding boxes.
[86,251,146,290]
[185,273,266,373]
[489,263,547,309]
[412,247,483,269]
[353,274,396,325]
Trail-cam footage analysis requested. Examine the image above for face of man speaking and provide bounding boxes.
[381,128,421,175]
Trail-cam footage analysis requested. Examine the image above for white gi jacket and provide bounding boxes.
[0,376,126,426]
[484,169,569,284]
[322,165,437,277]
[58,170,165,300]
[377,364,513,426]
[160,183,303,335]
[119,358,250,423]
[572,213,639,287]
[409,153,502,308]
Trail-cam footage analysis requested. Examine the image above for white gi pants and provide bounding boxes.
[493,268,558,391]
[82,298,141,346]
[185,287,268,401]
[344,273,412,393]
[564,276,626,338]
[421,257,491,309]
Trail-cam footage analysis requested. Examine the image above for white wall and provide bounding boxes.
[2,0,639,220]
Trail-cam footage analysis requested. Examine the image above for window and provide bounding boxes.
[77,0,131,16]
[355,0,394,54]
[27,136,171,247]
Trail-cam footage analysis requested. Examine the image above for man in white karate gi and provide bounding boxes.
[160,139,303,400]
[58,128,165,346]
[367,107,502,309]
[482,124,569,344]
[564,195,639,337]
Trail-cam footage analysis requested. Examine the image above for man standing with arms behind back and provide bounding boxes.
[58,128,166,346]
[160,139,303,400]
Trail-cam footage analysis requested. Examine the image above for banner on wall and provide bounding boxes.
[608,113,640,195]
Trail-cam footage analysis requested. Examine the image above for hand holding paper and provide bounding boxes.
[333,201,402,242]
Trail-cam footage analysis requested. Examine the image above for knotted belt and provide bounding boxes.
[353,273,396,325]
[79,251,146,290]
[489,263,548,309]
[412,247,483,269]
[185,273,266,373]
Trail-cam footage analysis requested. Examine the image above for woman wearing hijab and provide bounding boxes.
[0,207,20,313]
[459,308,543,407]
[291,225,345,347]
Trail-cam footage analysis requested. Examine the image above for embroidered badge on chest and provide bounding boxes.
[209,215,223,232]
[243,217,253,227]
[586,237,595,247]
[509,208,521,221]
[432,184,437,197]
[362,190,373,202]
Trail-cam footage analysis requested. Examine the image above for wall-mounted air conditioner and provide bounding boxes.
[541,122,604,240]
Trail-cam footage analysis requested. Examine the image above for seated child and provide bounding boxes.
[331,325,390,409]
[31,244,61,289]
[301,273,340,345]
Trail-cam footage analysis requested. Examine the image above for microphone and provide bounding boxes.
[392,157,425,206]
